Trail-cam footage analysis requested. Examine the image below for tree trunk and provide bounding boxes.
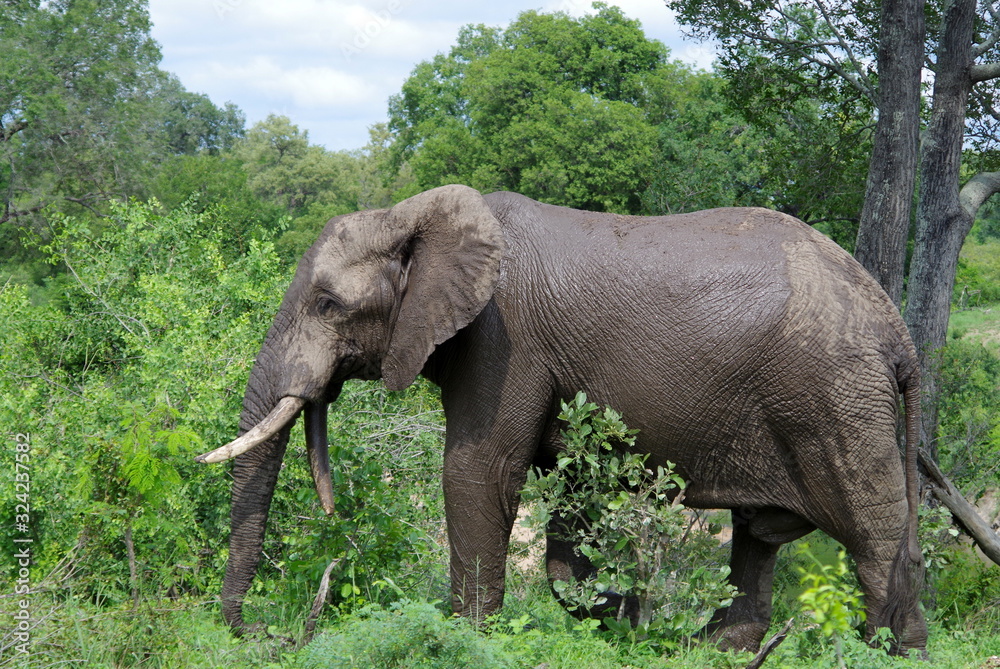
[903,0,979,453]
[853,0,925,307]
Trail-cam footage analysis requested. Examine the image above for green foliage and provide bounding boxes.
[0,199,289,602]
[639,68,869,242]
[232,114,359,216]
[522,392,735,648]
[230,114,401,262]
[933,338,1000,495]
[933,544,1000,632]
[973,198,1000,242]
[259,381,448,622]
[0,0,163,212]
[389,4,666,213]
[149,153,287,251]
[795,543,865,639]
[154,74,246,155]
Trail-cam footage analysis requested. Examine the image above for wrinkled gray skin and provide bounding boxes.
[214,185,927,654]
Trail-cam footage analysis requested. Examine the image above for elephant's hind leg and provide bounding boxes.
[833,522,928,655]
[703,507,814,651]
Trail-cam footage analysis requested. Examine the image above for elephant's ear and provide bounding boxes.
[382,185,505,391]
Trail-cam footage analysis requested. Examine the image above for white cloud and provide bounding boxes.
[188,57,378,109]
[676,43,718,71]
[148,1,716,150]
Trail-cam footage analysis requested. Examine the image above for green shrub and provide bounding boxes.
[521,392,735,649]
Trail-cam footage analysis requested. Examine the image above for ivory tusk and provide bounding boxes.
[195,396,306,464]
[305,403,336,516]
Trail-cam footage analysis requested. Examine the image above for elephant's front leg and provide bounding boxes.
[442,439,535,621]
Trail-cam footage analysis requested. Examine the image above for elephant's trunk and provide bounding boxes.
[214,319,345,632]
[218,331,298,634]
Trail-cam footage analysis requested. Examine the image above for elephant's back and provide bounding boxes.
[484,194,914,509]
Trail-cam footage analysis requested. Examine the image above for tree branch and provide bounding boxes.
[0,119,28,143]
[970,61,1000,83]
[811,0,876,98]
[919,450,1000,567]
[64,195,108,218]
[959,171,1000,219]
[972,0,1000,57]
[0,202,45,224]
[299,557,341,648]
[746,617,795,669]
[973,89,1000,123]
[752,7,876,100]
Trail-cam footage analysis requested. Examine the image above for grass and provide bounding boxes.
[948,305,1000,351]
[6,549,1000,669]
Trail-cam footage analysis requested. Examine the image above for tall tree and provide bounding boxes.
[0,0,162,230]
[388,4,666,213]
[854,0,925,307]
[641,66,872,243]
[155,74,246,156]
[905,0,1000,444]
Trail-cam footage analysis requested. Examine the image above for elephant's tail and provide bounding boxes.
[901,378,922,564]
[882,368,925,652]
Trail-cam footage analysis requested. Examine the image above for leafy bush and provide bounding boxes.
[794,542,869,666]
[0,199,448,638]
[933,545,1000,632]
[522,392,735,648]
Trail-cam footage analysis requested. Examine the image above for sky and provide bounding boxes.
[147,0,716,152]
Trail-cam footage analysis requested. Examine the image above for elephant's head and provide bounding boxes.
[196,184,504,632]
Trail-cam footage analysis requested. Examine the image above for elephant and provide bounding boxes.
[196,184,927,655]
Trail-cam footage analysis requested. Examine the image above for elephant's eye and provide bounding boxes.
[315,293,345,317]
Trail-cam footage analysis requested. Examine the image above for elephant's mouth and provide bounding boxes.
[196,382,344,516]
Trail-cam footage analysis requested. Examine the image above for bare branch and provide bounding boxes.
[0,118,28,142]
[973,0,1000,57]
[299,557,342,647]
[0,203,45,225]
[811,0,877,98]
[920,450,1000,567]
[744,15,875,101]
[62,255,150,340]
[746,618,796,669]
[972,89,1000,123]
[64,195,108,218]
[970,61,1000,83]
[959,171,1000,219]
